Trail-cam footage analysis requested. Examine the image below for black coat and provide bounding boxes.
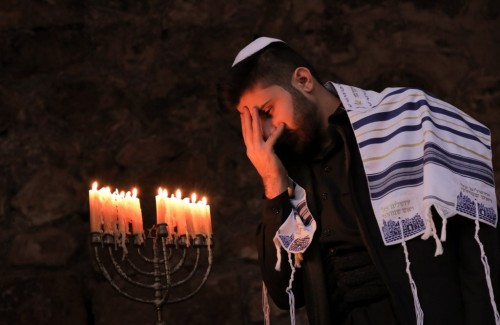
[256,116,500,324]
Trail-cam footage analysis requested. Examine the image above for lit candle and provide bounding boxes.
[196,199,206,236]
[130,188,144,243]
[117,191,129,238]
[123,191,133,228]
[190,193,202,235]
[156,187,166,225]
[173,189,187,237]
[111,190,121,240]
[203,197,213,237]
[116,191,129,252]
[89,181,102,232]
[99,187,115,234]
[197,197,212,237]
[183,197,195,239]
[162,189,175,236]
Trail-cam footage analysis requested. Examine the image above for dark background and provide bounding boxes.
[0,1,499,324]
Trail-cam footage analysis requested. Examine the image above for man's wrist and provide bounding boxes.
[262,175,288,199]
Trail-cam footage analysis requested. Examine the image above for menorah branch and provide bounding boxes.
[91,229,213,325]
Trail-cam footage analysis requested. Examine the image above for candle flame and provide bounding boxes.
[191,193,197,203]
[92,181,98,190]
[158,187,162,195]
[175,189,182,199]
[202,196,207,205]
[125,191,131,198]
[132,188,138,198]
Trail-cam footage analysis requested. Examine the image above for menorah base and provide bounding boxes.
[91,226,213,325]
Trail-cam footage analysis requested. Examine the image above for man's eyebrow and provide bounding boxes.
[253,99,271,111]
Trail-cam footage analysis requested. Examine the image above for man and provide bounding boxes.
[219,37,500,324]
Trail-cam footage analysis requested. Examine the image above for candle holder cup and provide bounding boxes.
[91,224,213,325]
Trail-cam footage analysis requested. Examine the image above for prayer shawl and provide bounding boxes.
[329,82,498,244]
[268,82,499,325]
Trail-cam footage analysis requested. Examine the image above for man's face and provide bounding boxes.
[237,84,320,156]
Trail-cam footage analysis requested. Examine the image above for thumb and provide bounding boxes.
[266,123,285,147]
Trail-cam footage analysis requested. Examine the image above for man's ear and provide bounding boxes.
[291,67,314,93]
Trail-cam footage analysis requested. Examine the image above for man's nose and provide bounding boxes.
[261,118,276,140]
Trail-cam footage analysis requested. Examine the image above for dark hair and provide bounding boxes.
[218,41,322,111]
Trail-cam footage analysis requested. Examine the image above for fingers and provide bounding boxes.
[240,106,285,152]
[265,123,285,148]
[249,106,262,145]
[240,107,252,148]
[240,106,263,148]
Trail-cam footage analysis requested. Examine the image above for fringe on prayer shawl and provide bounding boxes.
[272,237,302,325]
[408,205,500,325]
[270,244,301,325]
[421,207,443,256]
[400,219,424,325]
[262,253,299,325]
[474,216,500,325]
[285,252,297,325]
[262,282,271,325]
[274,248,303,271]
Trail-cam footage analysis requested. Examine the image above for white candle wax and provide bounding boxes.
[117,191,130,237]
[190,193,202,235]
[99,187,115,234]
[183,197,195,238]
[161,190,173,237]
[131,188,143,236]
[173,190,187,236]
[89,181,102,232]
[198,197,212,237]
[205,203,212,237]
[155,187,166,225]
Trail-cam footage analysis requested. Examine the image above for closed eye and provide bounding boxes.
[259,106,272,118]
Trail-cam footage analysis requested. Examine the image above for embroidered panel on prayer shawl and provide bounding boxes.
[329,82,497,246]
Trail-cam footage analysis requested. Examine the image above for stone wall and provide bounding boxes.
[0,1,498,324]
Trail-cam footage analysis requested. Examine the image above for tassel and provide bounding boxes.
[421,208,433,240]
[421,208,443,256]
[262,282,271,325]
[286,252,296,325]
[440,218,447,242]
[400,219,424,325]
[474,216,500,324]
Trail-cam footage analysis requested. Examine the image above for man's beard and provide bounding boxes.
[274,87,322,159]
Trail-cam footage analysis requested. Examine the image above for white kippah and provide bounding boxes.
[232,37,285,67]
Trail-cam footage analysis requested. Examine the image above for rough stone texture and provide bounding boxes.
[0,0,499,324]
[11,167,84,226]
[0,272,87,325]
[8,228,77,266]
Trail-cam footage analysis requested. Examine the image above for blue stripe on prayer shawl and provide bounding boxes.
[352,99,491,137]
[368,158,423,183]
[358,115,491,150]
[378,87,413,102]
[370,177,424,200]
[373,88,433,109]
[427,142,494,174]
[367,142,495,200]
[368,158,424,198]
[424,143,494,183]
[370,168,423,193]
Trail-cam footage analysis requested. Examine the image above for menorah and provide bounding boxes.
[88,182,214,325]
[90,225,213,325]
